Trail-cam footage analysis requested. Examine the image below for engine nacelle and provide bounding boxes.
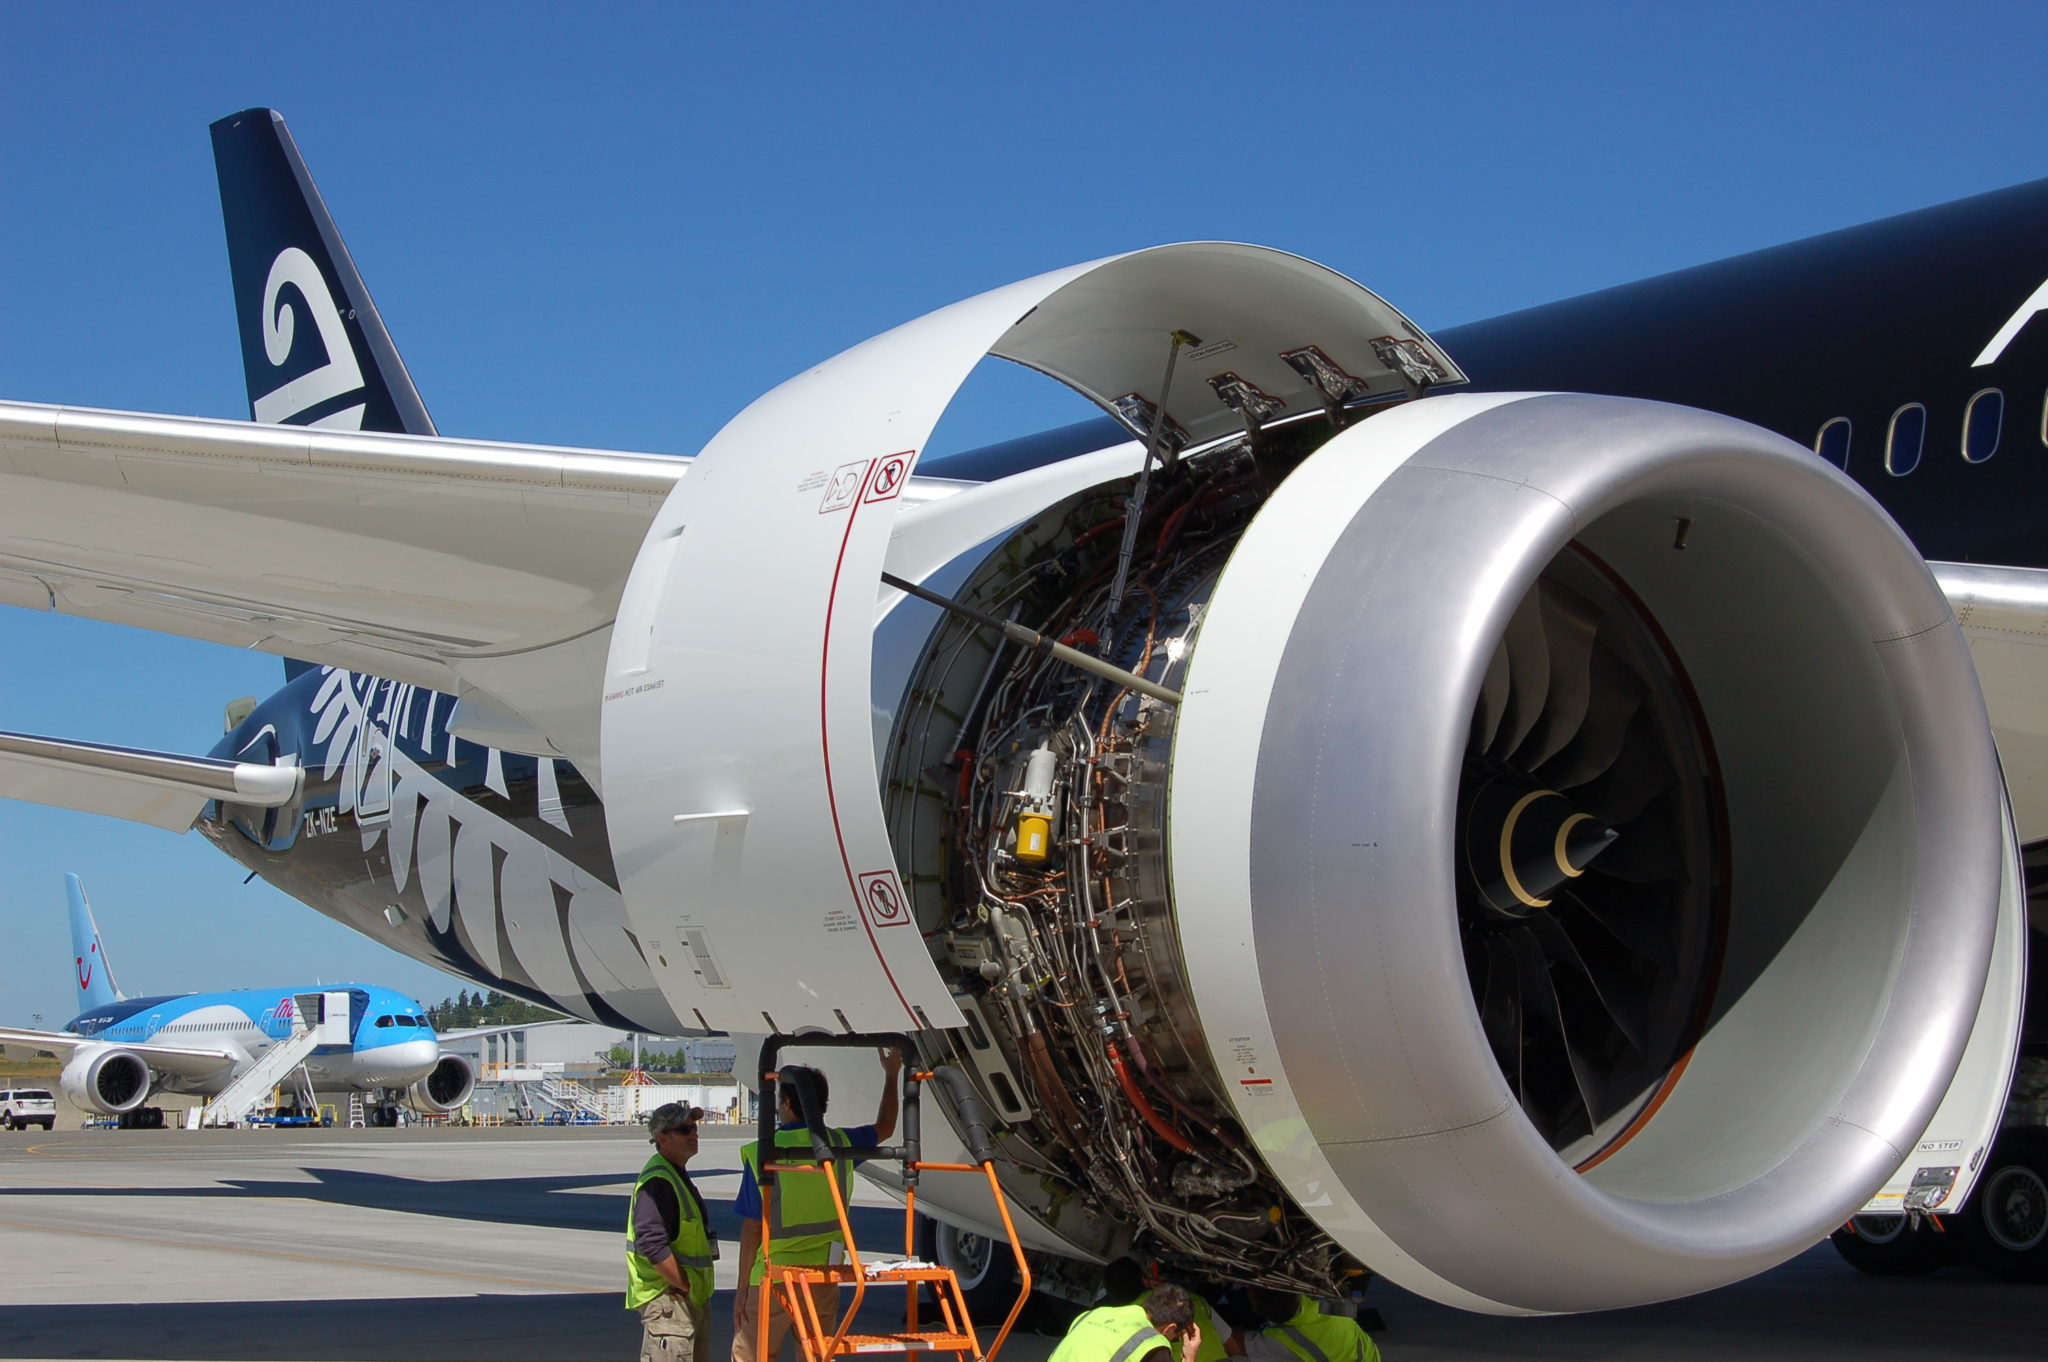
[597,241,2017,1314]
[60,1046,153,1115]
[406,1053,475,1114]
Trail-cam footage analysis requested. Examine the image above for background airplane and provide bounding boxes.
[0,873,485,1127]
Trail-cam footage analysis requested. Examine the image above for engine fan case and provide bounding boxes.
[1168,392,2006,1313]
[407,1054,477,1113]
[60,1046,152,1115]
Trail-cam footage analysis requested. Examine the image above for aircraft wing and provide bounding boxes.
[0,400,683,750]
[0,729,302,832]
[0,400,1003,781]
[0,1025,239,1081]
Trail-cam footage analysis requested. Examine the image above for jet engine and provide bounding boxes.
[406,1053,476,1114]
[875,390,2009,1313]
[60,1046,153,1115]
[601,244,2014,1314]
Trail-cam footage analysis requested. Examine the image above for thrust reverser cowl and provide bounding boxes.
[599,244,1455,1036]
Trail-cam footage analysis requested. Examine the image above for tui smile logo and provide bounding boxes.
[76,942,97,991]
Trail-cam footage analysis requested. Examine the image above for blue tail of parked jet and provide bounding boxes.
[209,108,436,436]
[66,873,122,1014]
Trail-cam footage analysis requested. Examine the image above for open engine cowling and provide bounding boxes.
[599,238,2012,1314]
[60,1046,152,1115]
[406,1054,475,1113]
[1167,392,2006,1312]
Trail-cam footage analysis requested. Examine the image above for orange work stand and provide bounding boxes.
[753,1036,1030,1362]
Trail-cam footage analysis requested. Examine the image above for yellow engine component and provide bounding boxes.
[1016,813,1052,862]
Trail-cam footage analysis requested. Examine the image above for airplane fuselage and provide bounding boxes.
[65,983,439,1095]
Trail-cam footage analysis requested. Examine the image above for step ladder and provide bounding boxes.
[199,991,352,1128]
[753,1034,1029,1362]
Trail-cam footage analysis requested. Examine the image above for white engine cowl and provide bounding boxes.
[60,1046,153,1115]
[406,1054,475,1113]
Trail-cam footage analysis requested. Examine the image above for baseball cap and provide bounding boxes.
[648,1103,704,1140]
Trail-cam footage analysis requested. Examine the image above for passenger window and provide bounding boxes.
[1886,404,1927,475]
[1964,389,2003,463]
[1815,418,1851,469]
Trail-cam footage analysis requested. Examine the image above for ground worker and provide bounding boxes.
[1089,1258,1233,1362]
[626,1103,718,1362]
[1228,1289,1380,1362]
[1050,1279,1203,1362]
[731,1050,903,1362]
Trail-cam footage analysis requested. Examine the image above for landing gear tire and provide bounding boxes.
[917,1215,1018,1322]
[1957,1130,2048,1282]
[1828,1214,1945,1275]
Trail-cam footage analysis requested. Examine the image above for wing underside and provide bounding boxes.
[0,1025,238,1080]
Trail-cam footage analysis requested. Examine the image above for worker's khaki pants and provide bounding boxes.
[732,1281,840,1362]
[641,1291,710,1362]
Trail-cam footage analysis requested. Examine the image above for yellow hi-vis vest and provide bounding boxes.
[1141,1288,1226,1362]
[625,1153,717,1311]
[1263,1301,1379,1362]
[1049,1303,1167,1362]
[741,1126,855,1283]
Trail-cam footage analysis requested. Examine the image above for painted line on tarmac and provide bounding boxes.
[0,1217,611,1294]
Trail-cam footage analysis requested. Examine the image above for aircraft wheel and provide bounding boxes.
[917,1215,1018,1321]
[1957,1130,2048,1281]
[1827,1214,1944,1275]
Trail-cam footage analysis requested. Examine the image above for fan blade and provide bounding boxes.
[1560,886,1677,967]
[1528,911,1647,1054]
[1475,640,1512,753]
[1480,936,1524,1097]
[1519,582,1601,768]
[1539,646,1647,789]
[1512,928,1606,1132]
[1569,710,1675,823]
[1492,588,1550,760]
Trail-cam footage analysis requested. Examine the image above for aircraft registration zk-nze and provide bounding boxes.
[0,873,486,1127]
[1,108,2045,1312]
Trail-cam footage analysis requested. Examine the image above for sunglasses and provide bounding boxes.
[655,1123,699,1137]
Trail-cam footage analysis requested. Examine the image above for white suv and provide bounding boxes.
[0,1089,57,1131]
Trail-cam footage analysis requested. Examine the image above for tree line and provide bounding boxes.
[603,1043,732,1075]
[425,989,566,1030]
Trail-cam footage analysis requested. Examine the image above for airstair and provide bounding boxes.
[754,1034,1029,1362]
[196,991,352,1128]
[533,1073,610,1122]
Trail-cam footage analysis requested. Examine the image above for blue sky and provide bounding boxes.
[3,1,2047,1027]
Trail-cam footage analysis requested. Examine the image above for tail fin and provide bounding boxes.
[67,874,123,1013]
[209,108,436,435]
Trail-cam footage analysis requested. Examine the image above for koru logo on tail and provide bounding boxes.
[252,247,367,428]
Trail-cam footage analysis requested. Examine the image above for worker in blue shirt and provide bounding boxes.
[731,1050,903,1362]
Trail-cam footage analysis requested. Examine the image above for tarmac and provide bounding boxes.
[0,1123,2043,1361]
